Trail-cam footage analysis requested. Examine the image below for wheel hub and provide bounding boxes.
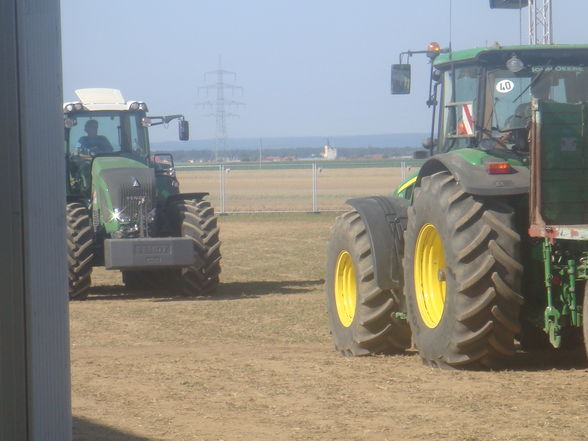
[414,223,446,328]
[334,250,357,327]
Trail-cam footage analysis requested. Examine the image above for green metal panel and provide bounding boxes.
[434,44,588,68]
[539,101,588,225]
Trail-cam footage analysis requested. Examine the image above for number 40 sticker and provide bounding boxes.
[496,80,514,94]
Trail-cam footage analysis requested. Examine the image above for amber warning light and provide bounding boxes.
[485,161,513,174]
[426,42,441,58]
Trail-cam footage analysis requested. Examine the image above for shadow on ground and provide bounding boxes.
[509,348,588,371]
[403,347,588,372]
[74,416,161,441]
[84,279,324,302]
[214,279,324,299]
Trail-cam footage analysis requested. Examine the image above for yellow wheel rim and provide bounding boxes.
[334,250,357,327]
[414,223,446,328]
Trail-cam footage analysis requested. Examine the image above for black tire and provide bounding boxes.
[325,210,411,356]
[67,202,94,300]
[173,198,221,296]
[404,171,523,369]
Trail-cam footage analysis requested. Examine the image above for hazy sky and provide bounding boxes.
[61,1,588,142]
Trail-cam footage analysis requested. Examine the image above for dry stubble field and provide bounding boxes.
[71,167,588,441]
[176,165,410,211]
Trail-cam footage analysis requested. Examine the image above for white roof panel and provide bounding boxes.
[74,88,129,110]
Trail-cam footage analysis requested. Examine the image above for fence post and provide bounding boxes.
[218,164,226,214]
[312,162,318,213]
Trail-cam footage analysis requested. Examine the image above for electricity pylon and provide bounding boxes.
[198,56,244,161]
[528,0,552,45]
[489,0,553,45]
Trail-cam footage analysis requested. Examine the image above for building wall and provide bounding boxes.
[0,1,71,440]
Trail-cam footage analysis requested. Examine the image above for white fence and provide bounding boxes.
[176,161,416,214]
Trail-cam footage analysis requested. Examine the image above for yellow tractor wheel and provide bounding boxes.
[403,171,523,369]
[325,210,410,355]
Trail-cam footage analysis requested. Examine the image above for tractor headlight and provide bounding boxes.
[64,102,83,112]
[129,101,148,111]
[110,208,131,223]
[147,209,157,223]
[506,54,525,73]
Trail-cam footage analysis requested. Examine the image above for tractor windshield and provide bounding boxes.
[488,65,588,132]
[66,111,149,160]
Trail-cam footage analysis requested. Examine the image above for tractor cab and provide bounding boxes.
[64,88,188,199]
[392,44,588,158]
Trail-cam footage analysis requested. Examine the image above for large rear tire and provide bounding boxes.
[173,199,221,296]
[325,210,411,355]
[404,171,523,369]
[67,202,94,300]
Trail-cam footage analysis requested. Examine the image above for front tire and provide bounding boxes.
[325,210,410,355]
[67,202,94,300]
[173,199,221,296]
[404,171,523,369]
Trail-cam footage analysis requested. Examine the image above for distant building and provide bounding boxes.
[322,140,337,160]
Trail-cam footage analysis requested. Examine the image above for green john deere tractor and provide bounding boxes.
[325,43,588,368]
[65,88,221,300]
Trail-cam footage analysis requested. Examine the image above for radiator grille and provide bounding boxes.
[99,167,156,223]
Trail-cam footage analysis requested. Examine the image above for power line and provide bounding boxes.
[198,56,244,161]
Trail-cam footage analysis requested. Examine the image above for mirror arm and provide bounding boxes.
[428,80,440,155]
[148,115,185,126]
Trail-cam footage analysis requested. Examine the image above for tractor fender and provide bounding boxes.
[346,196,409,291]
[164,192,210,207]
[417,153,529,196]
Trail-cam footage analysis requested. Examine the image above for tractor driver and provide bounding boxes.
[76,119,113,156]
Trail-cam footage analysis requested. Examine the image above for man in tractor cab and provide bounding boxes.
[76,119,113,157]
[498,101,531,151]
[69,119,114,194]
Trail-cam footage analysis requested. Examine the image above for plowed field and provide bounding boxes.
[71,168,588,441]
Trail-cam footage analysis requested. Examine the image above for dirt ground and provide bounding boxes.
[71,213,588,441]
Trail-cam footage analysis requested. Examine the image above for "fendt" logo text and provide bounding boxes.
[133,244,171,255]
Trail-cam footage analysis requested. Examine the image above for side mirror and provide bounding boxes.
[152,153,176,177]
[179,120,189,141]
[391,64,411,95]
[422,137,437,149]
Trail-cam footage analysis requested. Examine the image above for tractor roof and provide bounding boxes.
[434,44,588,68]
[63,88,148,112]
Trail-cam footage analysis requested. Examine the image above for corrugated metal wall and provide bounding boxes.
[0,1,71,440]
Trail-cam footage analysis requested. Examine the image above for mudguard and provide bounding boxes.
[165,192,209,206]
[418,153,529,196]
[346,196,409,291]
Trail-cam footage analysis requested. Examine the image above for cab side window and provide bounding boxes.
[438,66,480,152]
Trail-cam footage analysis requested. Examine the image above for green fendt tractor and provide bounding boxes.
[65,88,221,300]
[325,43,588,369]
